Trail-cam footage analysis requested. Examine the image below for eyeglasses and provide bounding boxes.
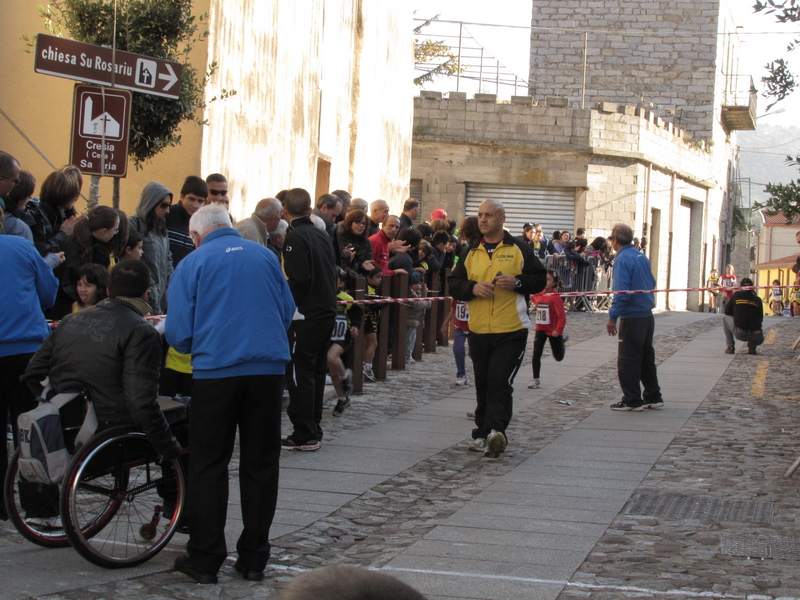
[208,189,228,196]
[608,236,616,242]
[158,202,171,209]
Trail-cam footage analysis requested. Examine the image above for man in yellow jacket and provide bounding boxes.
[449,199,547,458]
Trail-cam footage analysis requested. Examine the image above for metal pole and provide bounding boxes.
[496,60,500,95]
[581,31,588,109]
[515,75,518,96]
[478,48,484,93]
[456,23,463,92]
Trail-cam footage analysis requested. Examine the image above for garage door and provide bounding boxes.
[465,182,576,237]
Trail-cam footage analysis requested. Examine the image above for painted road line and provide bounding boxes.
[750,361,769,398]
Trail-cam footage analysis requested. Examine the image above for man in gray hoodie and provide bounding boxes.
[129,182,174,315]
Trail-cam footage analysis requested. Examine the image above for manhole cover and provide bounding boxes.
[721,533,800,560]
[626,494,773,525]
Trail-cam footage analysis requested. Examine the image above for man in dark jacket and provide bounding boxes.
[723,277,764,355]
[281,188,338,451]
[166,176,207,267]
[24,260,181,458]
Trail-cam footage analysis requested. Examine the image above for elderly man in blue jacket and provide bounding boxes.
[606,223,664,412]
[166,204,295,584]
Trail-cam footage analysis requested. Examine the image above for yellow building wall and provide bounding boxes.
[2,1,209,216]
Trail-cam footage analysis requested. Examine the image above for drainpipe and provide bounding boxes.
[665,173,677,311]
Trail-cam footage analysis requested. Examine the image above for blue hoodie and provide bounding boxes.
[608,243,656,322]
[165,228,295,378]
[0,235,58,357]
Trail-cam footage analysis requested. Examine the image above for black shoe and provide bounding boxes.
[747,341,758,355]
[333,396,351,417]
[281,436,321,451]
[610,401,644,412]
[643,399,665,409]
[174,555,218,584]
[234,559,265,582]
[725,346,735,354]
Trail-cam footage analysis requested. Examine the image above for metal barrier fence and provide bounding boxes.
[545,254,613,312]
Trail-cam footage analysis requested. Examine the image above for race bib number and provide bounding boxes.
[331,314,348,341]
[535,303,550,325]
[455,302,469,322]
[794,291,800,301]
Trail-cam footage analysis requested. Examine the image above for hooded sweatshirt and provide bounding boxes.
[129,182,174,315]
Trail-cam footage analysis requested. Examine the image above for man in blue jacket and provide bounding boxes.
[166,204,295,584]
[606,223,664,411]
[0,222,59,521]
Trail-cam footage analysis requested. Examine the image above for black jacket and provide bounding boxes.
[337,227,374,275]
[283,216,338,320]
[165,201,195,267]
[725,290,763,331]
[24,298,179,457]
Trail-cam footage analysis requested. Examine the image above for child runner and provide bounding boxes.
[719,264,738,313]
[706,268,720,313]
[328,269,363,416]
[72,263,109,312]
[440,298,470,386]
[362,267,387,382]
[791,273,800,317]
[529,269,567,389]
[405,281,431,364]
[770,279,784,316]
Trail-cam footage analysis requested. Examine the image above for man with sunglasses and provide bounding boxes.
[606,223,664,411]
[167,176,208,267]
[0,151,21,202]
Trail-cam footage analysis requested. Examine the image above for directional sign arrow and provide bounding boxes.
[158,64,179,92]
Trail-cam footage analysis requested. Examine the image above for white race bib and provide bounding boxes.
[331,314,349,341]
[455,302,469,322]
[535,303,550,325]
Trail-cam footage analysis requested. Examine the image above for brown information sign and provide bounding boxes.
[70,84,132,177]
[35,34,182,100]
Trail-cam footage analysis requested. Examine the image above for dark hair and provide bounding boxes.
[284,188,312,217]
[565,241,576,252]
[398,227,422,252]
[576,228,585,236]
[575,237,588,250]
[205,173,227,184]
[459,216,480,244]
[341,209,369,240]
[522,223,533,232]
[366,266,383,279]
[316,193,342,210]
[547,268,560,283]
[40,170,80,209]
[430,218,449,232]
[108,260,151,298]
[403,198,419,212]
[6,170,36,208]
[180,175,208,198]
[432,230,449,247]
[0,151,19,179]
[419,239,433,261]
[275,189,288,203]
[415,223,433,239]
[589,236,606,251]
[553,231,561,239]
[331,189,351,203]
[75,263,109,307]
[72,206,128,257]
[124,227,143,253]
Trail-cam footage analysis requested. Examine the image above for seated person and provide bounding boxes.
[24,260,183,458]
[723,277,764,355]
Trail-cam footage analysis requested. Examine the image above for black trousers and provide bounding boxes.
[286,318,334,444]
[617,316,662,405]
[187,374,283,574]
[531,330,566,379]
[469,329,528,440]
[0,353,36,520]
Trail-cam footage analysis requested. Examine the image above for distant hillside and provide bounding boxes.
[737,123,800,206]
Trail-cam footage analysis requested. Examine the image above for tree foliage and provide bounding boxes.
[413,15,463,86]
[756,153,800,222]
[27,0,235,168]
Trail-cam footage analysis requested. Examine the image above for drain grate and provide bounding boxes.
[626,494,774,525]
[721,533,800,561]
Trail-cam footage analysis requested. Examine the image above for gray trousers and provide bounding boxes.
[723,316,764,347]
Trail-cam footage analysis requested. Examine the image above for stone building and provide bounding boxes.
[2,1,412,218]
[411,0,753,312]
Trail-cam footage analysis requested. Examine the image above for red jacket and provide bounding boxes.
[369,230,397,276]
[531,290,566,336]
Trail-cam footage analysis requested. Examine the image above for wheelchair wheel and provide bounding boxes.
[3,450,70,548]
[60,426,185,568]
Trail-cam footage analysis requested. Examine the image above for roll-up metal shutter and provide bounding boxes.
[465,182,576,237]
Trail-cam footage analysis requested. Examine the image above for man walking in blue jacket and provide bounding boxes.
[166,204,295,584]
[606,223,664,411]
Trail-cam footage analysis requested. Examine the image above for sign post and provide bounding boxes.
[70,84,132,177]
[35,34,182,100]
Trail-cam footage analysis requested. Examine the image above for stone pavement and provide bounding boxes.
[3,311,800,600]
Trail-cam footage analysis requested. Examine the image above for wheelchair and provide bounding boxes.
[4,393,186,569]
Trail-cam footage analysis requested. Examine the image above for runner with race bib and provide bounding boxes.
[529,269,567,389]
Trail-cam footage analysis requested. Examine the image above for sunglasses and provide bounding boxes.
[158,202,172,209]
[208,189,228,196]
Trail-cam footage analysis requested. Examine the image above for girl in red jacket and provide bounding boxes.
[529,269,567,389]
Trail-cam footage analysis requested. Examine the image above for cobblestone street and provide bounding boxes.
[3,311,799,600]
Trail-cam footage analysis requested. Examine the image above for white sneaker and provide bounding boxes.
[467,438,486,452]
[406,357,416,364]
[325,375,332,385]
[528,378,540,389]
[455,377,470,386]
